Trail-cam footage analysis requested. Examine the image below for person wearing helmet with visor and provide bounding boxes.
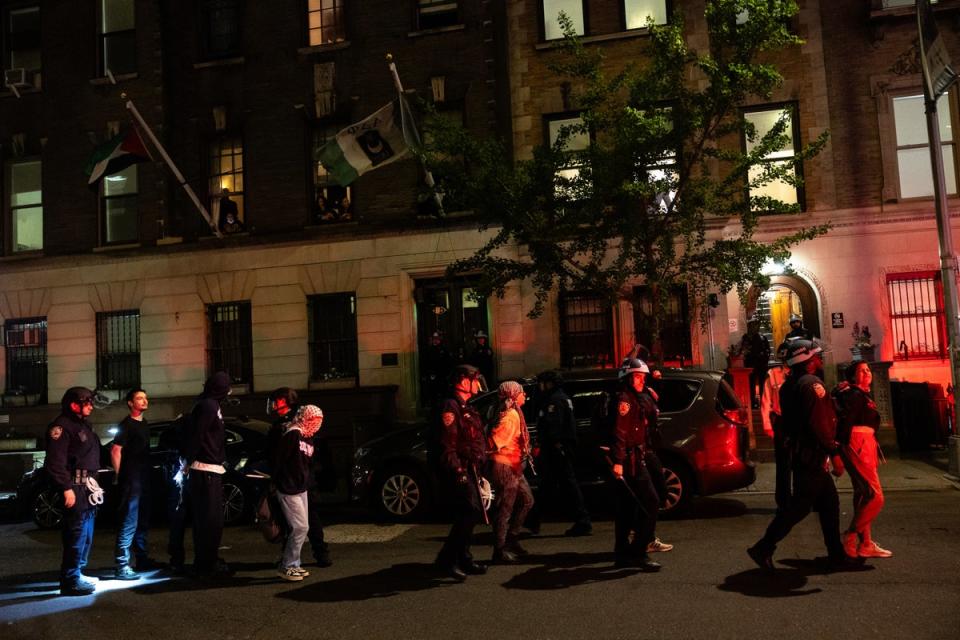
[786,314,813,341]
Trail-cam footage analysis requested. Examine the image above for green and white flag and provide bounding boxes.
[319,97,418,186]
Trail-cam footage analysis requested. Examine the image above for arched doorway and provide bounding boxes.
[750,275,821,349]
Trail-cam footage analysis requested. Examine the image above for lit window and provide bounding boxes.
[102,165,138,244]
[742,105,801,211]
[417,0,459,30]
[96,310,140,390]
[207,301,252,386]
[99,0,136,76]
[3,5,41,85]
[892,93,956,198]
[6,159,43,253]
[887,271,946,360]
[209,136,245,232]
[308,0,345,46]
[313,127,352,224]
[308,293,358,381]
[542,0,584,41]
[624,0,667,30]
[546,113,589,195]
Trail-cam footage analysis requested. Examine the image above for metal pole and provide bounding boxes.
[124,98,223,238]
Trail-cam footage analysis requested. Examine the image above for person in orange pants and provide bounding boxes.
[833,361,892,559]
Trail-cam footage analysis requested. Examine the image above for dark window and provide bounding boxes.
[887,271,947,360]
[3,316,46,402]
[307,0,346,46]
[3,4,41,83]
[96,310,140,390]
[633,285,691,362]
[5,158,43,253]
[653,378,701,413]
[308,293,358,381]
[99,0,136,76]
[201,0,242,59]
[312,126,352,224]
[206,301,252,386]
[417,0,459,30]
[101,164,138,244]
[559,292,614,369]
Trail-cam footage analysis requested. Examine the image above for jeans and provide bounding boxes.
[115,480,150,567]
[61,487,97,584]
[277,491,309,569]
[489,461,534,551]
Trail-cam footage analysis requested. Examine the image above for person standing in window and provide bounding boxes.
[218,188,244,234]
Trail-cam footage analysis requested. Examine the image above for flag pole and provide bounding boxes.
[123,94,223,238]
[386,54,445,216]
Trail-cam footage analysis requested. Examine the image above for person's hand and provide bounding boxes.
[612,463,623,479]
[831,454,845,477]
[63,489,76,509]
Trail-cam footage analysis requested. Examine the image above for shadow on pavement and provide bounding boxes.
[275,562,455,602]
[718,556,874,598]
[500,551,645,590]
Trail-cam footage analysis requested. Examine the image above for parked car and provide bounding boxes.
[351,369,755,521]
[17,415,272,530]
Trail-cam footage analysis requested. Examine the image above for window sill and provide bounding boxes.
[408,24,466,38]
[199,231,250,241]
[0,250,44,261]
[297,41,352,56]
[536,29,649,50]
[0,86,41,99]
[308,378,358,391]
[89,73,138,86]
[230,384,251,396]
[93,242,141,252]
[193,57,245,70]
[157,236,184,246]
[870,0,960,19]
[304,220,358,229]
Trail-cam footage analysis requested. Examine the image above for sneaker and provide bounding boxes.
[292,566,311,577]
[114,565,139,581]
[278,567,304,582]
[564,522,593,537]
[646,538,674,553]
[60,579,96,596]
[842,531,859,558]
[858,541,893,558]
[747,544,774,571]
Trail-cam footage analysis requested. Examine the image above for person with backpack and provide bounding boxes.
[488,381,535,564]
[273,404,324,581]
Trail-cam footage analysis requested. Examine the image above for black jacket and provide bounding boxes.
[44,411,100,491]
[781,372,838,466]
[182,372,231,466]
[272,427,314,495]
[537,387,577,446]
[611,386,658,465]
[438,396,486,474]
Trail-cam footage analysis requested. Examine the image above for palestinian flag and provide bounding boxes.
[319,97,418,186]
[85,128,153,189]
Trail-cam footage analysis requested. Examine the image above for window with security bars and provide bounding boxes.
[4,317,47,402]
[559,292,615,368]
[307,0,345,46]
[887,271,947,360]
[96,310,140,389]
[308,293,358,381]
[633,285,692,363]
[207,301,252,386]
[201,0,242,60]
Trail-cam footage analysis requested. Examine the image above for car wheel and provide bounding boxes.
[659,461,693,515]
[377,466,429,521]
[33,489,65,529]
[222,482,246,525]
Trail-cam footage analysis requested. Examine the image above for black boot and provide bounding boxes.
[747,543,775,571]
[492,548,519,564]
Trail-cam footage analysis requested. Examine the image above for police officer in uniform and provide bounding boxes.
[45,387,103,596]
[786,314,814,340]
[435,364,488,581]
[747,340,859,571]
[610,359,661,571]
[467,331,496,386]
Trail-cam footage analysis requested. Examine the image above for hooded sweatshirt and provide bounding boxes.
[182,371,231,466]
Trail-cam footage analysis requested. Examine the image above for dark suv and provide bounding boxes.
[351,369,755,520]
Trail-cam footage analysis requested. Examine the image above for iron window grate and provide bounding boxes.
[206,301,252,386]
[96,310,140,390]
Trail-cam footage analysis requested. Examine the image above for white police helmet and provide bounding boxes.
[785,339,823,366]
[619,358,650,378]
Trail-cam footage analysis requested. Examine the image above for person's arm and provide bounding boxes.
[111,444,122,475]
[439,402,464,477]
[804,383,839,452]
[611,396,630,477]
[44,424,75,507]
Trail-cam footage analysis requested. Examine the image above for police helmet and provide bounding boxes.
[785,339,823,366]
[61,386,95,412]
[789,314,802,325]
[536,370,563,386]
[449,364,481,385]
[475,331,488,339]
[619,358,650,378]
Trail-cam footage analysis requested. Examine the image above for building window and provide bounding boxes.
[624,0,668,30]
[5,159,42,253]
[542,0,585,41]
[206,301,252,387]
[312,127,352,223]
[742,104,801,211]
[308,293,358,381]
[209,135,244,231]
[881,0,937,7]
[101,164,138,245]
[99,0,136,76]
[3,5,41,86]
[308,0,346,46]
[892,92,956,199]
[417,0,459,30]
[559,292,614,369]
[644,105,677,214]
[887,271,947,360]
[201,0,242,59]
[3,317,46,402]
[546,113,590,195]
[633,285,691,362]
[96,310,140,390]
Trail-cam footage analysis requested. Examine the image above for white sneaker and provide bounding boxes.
[858,541,893,558]
[646,538,674,553]
[278,567,304,581]
[292,567,310,577]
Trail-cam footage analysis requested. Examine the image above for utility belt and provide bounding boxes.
[72,469,97,485]
[70,471,104,506]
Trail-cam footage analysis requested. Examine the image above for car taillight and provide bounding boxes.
[722,408,743,424]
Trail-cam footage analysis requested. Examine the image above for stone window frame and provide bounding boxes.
[4,156,43,254]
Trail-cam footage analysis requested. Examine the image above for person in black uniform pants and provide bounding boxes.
[45,387,103,596]
[182,371,232,577]
[610,359,662,571]
[435,364,488,581]
[533,370,591,537]
[268,387,332,567]
[747,340,860,572]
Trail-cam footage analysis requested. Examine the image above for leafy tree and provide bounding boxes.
[420,0,829,361]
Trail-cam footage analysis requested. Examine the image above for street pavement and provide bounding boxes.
[1,457,958,640]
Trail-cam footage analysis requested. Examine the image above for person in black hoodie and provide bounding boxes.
[273,404,324,581]
[182,371,232,577]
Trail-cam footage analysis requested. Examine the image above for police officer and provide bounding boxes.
[534,370,591,537]
[747,340,859,572]
[467,331,496,386]
[45,387,103,596]
[435,364,488,581]
[422,331,454,406]
[610,359,661,571]
[786,314,814,340]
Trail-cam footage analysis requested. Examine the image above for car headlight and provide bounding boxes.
[354,447,371,461]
